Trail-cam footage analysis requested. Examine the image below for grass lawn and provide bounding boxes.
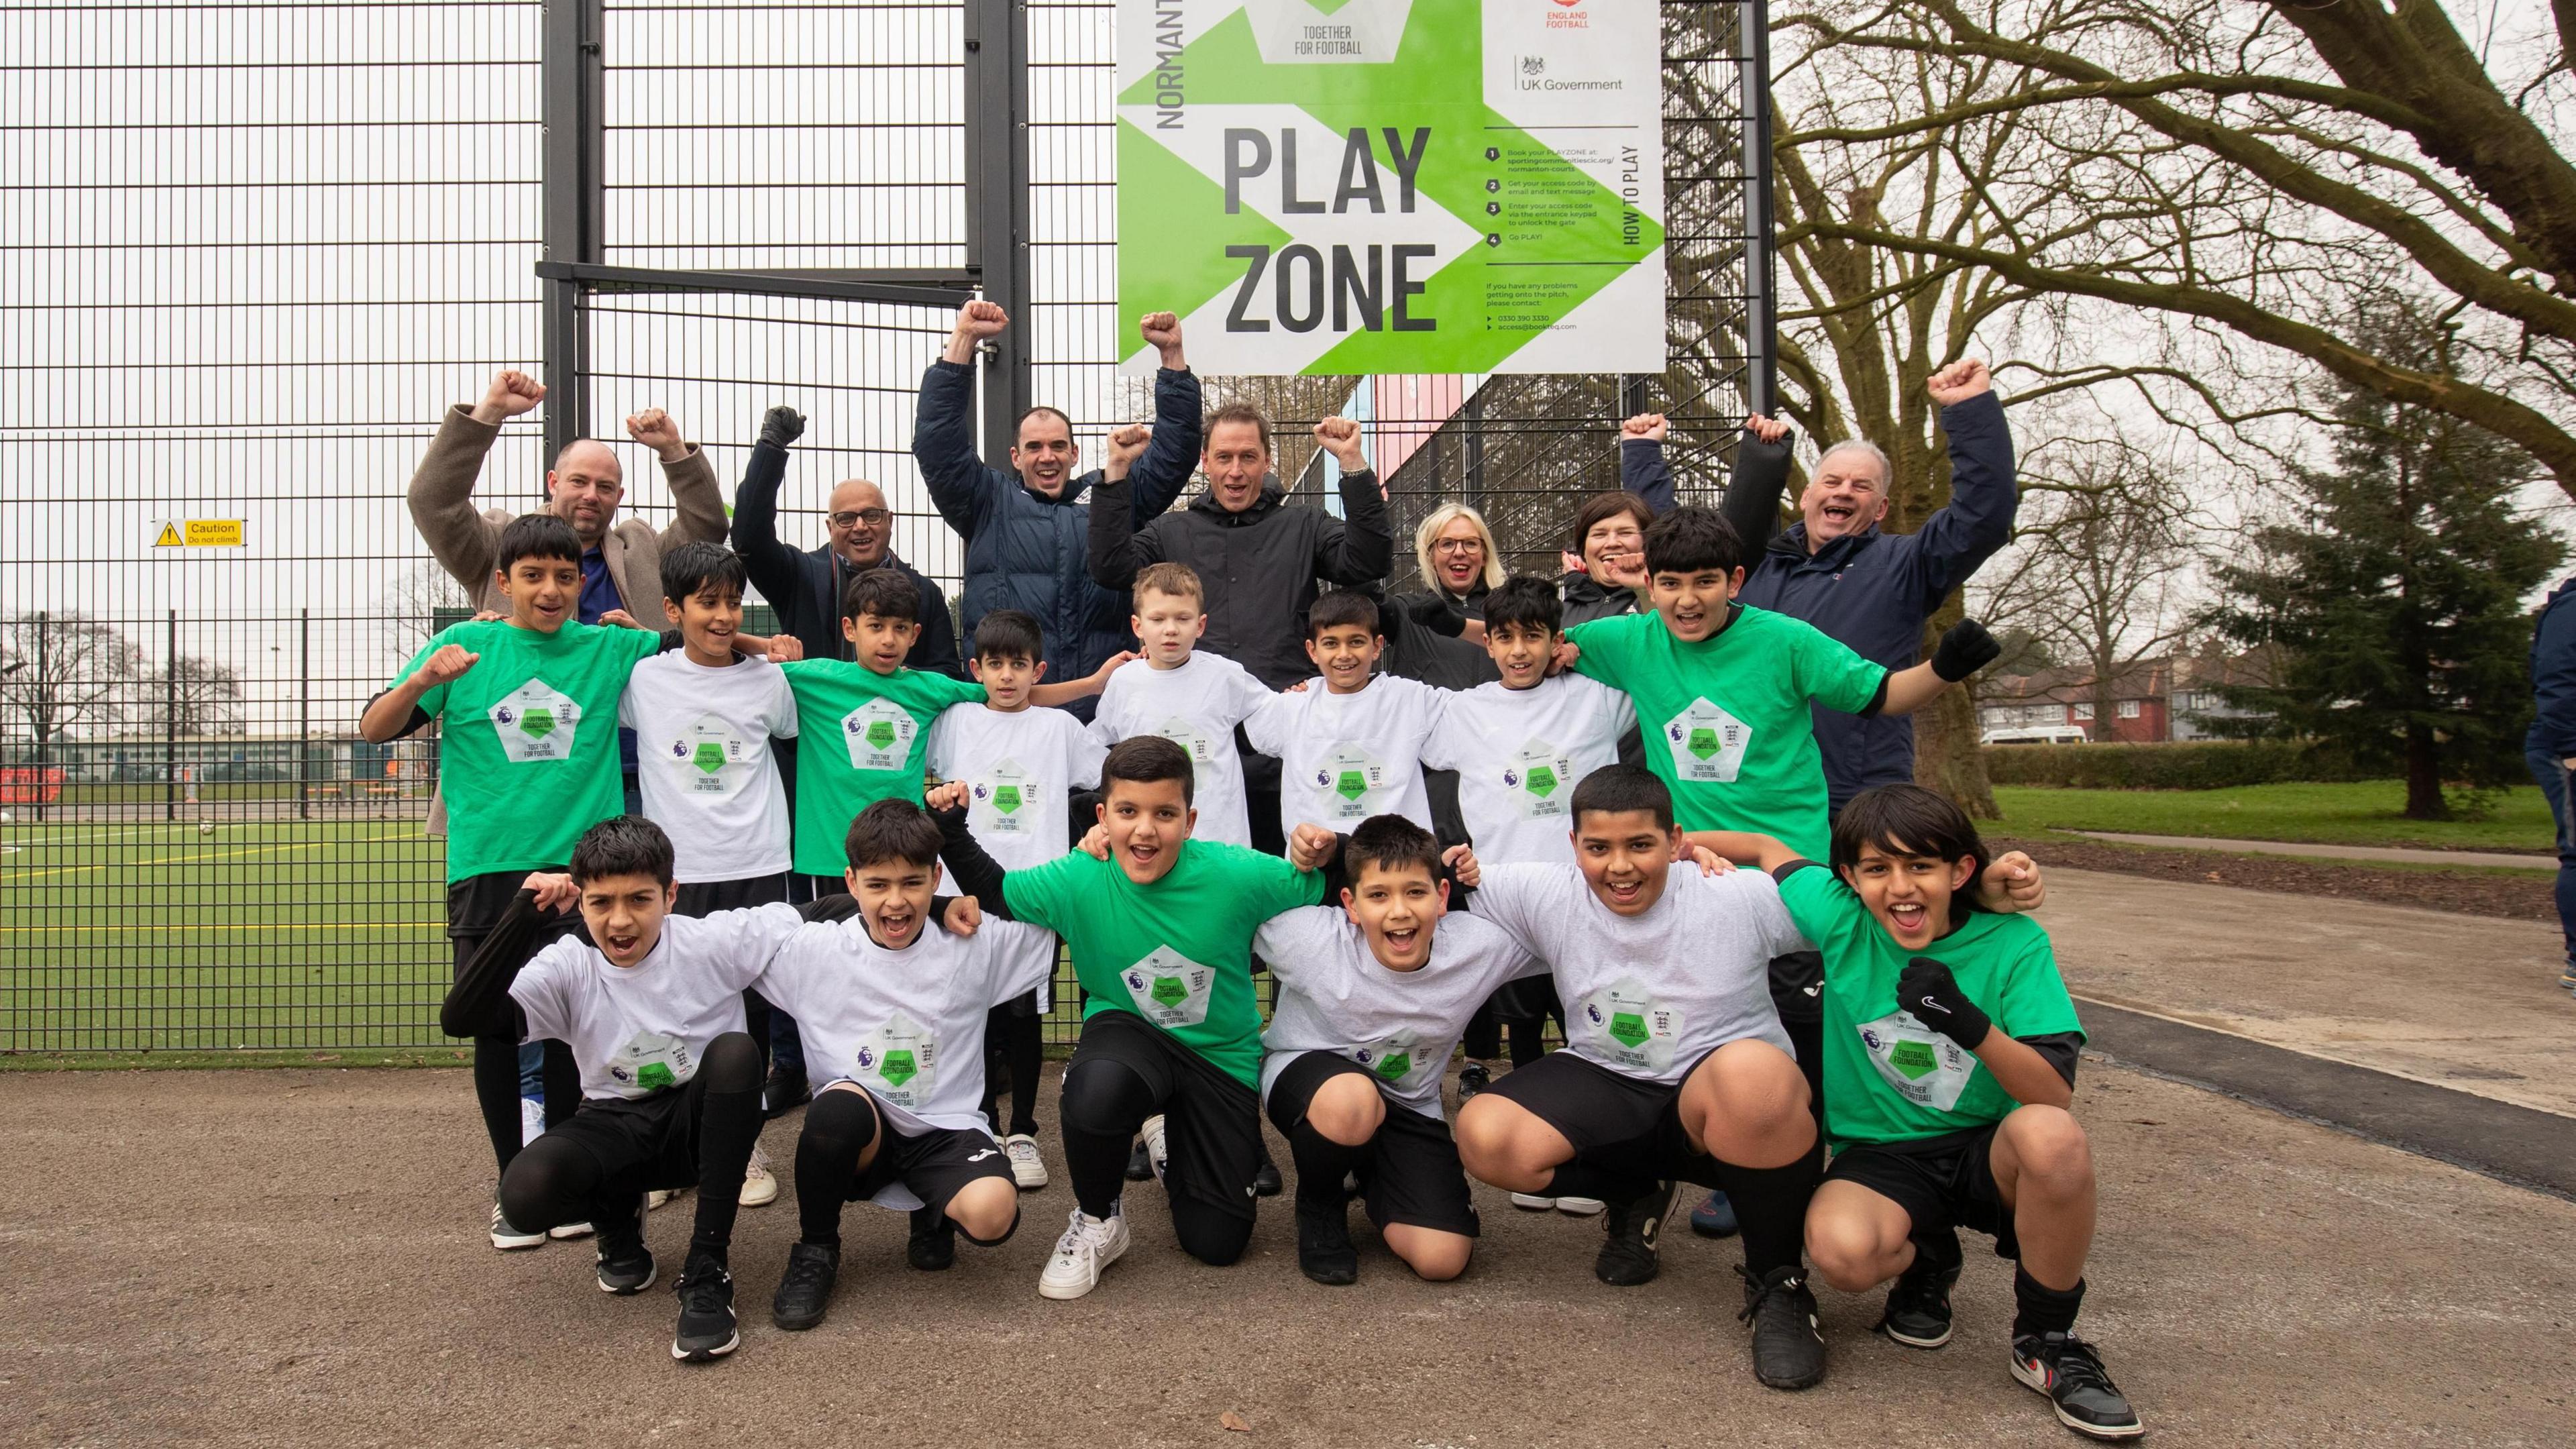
[1983,780,2557,853]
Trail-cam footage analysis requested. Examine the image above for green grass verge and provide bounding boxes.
[1982,781,2557,853]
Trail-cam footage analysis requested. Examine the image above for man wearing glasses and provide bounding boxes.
[730,405,963,676]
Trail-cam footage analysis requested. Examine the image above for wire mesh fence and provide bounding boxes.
[3,0,1764,1054]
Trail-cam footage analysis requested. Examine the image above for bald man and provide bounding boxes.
[729,405,963,676]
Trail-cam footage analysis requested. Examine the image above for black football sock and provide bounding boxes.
[2012,1265,2085,1340]
[1059,1058,1157,1219]
[1713,1134,1825,1277]
[686,1032,765,1260]
[1287,1119,1369,1205]
[794,1089,879,1249]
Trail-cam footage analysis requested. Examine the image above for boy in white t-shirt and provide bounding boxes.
[1087,561,1274,847]
[1254,814,1544,1286]
[1244,590,1442,841]
[1419,574,1635,1126]
[926,608,1114,1191]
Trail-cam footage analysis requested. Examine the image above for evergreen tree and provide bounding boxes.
[2200,314,2565,820]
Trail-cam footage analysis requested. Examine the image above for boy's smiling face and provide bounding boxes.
[844,854,940,949]
[1342,859,1447,971]
[1646,565,1745,643]
[496,555,582,633]
[579,871,675,968]
[1306,623,1382,694]
[1098,775,1194,883]
[1839,841,1976,951]
[1570,807,1678,916]
[663,580,744,665]
[1485,620,1556,690]
[842,608,919,675]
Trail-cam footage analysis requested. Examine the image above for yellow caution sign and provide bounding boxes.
[154,519,246,548]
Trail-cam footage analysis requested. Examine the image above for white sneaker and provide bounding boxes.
[1004,1134,1049,1190]
[519,1096,545,1147]
[547,1218,595,1241]
[1037,1208,1130,1300]
[647,1188,677,1212]
[1554,1196,1606,1216]
[1143,1114,1169,1183]
[489,1200,545,1250]
[1509,1192,1558,1211]
[739,1144,780,1207]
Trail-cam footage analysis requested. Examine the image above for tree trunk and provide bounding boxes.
[2402,722,2449,820]
[1915,686,1997,819]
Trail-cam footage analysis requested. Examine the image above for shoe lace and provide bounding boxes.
[1053,1210,1095,1258]
[1733,1264,1809,1326]
[2041,1335,2121,1397]
[674,1263,731,1314]
[779,1247,832,1294]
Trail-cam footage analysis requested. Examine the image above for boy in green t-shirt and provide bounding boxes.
[364,513,663,1248]
[929,735,1330,1301]
[1691,785,2141,1442]
[780,568,1122,883]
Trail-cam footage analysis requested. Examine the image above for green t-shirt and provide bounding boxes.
[1567,606,1886,859]
[1775,863,2084,1150]
[1001,840,1324,1087]
[393,619,659,883]
[782,660,983,877]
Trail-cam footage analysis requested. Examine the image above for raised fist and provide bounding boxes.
[1743,413,1791,445]
[1104,423,1153,478]
[1620,412,1668,443]
[474,371,545,424]
[925,779,971,813]
[760,405,806,449]
[1313,416,1367,470]
[955,300,1010,340]
[624,409,686,459]
[1441,843,1482,890]
[1927,358,1992,405]
[1287,823,1340,872]
[419,644,480,685]
[1138,311,1184,364]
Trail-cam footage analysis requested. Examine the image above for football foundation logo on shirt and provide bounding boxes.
[1312,743,1391,822]
[489,680,583,763]
[1122,946,1217,1028]
[842,698,918,772]
[1664,697,1750,784]
[1858,1010,1978,1110]
[606,1032,696,1098]
[973,759,1036,836]
[1350,1030,1436,1094]
[668,714,752,796]
[1576,977,1684,1074]
[1505,737,1574,819]
[855,1012,937,1108]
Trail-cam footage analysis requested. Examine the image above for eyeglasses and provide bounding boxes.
[828,508,892,528]
[1430,538,1484,555]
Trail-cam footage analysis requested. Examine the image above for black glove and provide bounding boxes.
[760,405,808,449]
[1896,956,1992,1049]
[1403,592,1467,639]
[1930,619,2000,682]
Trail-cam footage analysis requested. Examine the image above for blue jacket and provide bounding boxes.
[1626,392,2018,807]
[912,359,1201,686]
[729,441,962,678]
[2527,576,2576,757]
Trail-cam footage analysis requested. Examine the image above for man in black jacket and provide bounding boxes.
[1089,406,1395,851]
[731,407,962,677]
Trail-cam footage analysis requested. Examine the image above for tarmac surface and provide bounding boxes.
[9,869,2576,1448]
[2068,831,2558,871]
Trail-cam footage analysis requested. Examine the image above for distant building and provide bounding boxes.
[1978,650,2271,744]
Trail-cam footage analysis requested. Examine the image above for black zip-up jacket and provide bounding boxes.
[731,439,963,677]
[1087,469,1396,688]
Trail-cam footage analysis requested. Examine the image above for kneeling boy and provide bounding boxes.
[753,800,1059,1330]
[441,816,782,1364]
[1694,785,2140,1440]
[1256,814,1544,1285]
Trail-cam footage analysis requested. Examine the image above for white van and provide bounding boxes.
[1982,726,2090,747]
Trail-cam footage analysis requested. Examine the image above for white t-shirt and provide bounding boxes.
[926,702,1106,874]
[619,651,799,883]
[751,914,1057,1147]
[511,904,803,1101]
[1243,674,1441,839]
[1468,863,1809,1084]
[1255,906,1544,1120]
[1420,674,1636,865]
[1089,650,1274,847]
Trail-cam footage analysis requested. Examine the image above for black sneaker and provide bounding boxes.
[594,1232,656,1296]
[2012,1332,2143,1440]
[1253,1160,1284,1198]
[761,1066,810,1120]
[1593,1180,1674,1287]
[770,1242,839,1332]
[1124,1136,1155,1181]
[1295,1195,1358,1285]
[1456,1063,1492,1102]
[1878,1240,1962,1348]
[1736,1264,1827,1390]
[906,1204,957,1271]
[669,1252,739,1362]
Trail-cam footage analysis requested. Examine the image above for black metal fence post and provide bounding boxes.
[298,608,311,822]
[164,609,177,822]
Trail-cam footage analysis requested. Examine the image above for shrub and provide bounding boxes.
[1980,739,2373,790]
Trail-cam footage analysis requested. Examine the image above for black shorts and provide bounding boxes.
[849,1120,1018,1221]
[1480,1049,1727,1189]
[1824,1126,2018,1259]
[1073,1010,1265,1223]
[673,872,790,916]
[544,1088,706,1192]
[1488,975,1560,1025]
[1267,1051,1479,1237]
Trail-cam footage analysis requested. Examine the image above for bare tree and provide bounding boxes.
[133,657,248,739]
[0,612,142,756]
[382,560,472,664]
